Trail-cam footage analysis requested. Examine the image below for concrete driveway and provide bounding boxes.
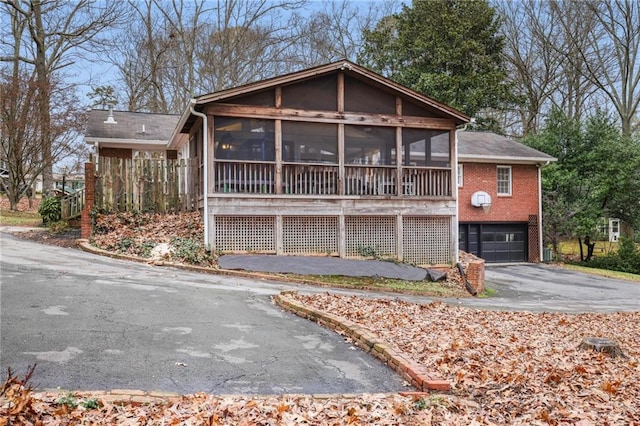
[451,264,640,313]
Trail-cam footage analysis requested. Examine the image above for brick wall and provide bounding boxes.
[81,162,95,239]
[458,163,539,222]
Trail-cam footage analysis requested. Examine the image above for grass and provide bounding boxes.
[0,209,42,227]
[273,273,468,297]
[478,287,497,298]
[557,239,618,257]
[561,263,640,282]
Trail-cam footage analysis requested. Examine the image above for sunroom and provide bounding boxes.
[169,61,469,265]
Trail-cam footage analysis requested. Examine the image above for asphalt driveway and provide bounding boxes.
[454,264,640,313]
[0,233,407,394]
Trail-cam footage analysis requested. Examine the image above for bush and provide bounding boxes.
[47,220,69,234]
[171,237,214,266]
[38,197,61,224]
[582,236,640,275]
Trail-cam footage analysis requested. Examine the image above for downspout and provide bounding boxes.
[454,129,461,264]
[190,103,209,249]
[538,163,545,262]
[454,119,473,264]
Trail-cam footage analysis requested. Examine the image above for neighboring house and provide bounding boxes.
[456,131,556,263]
[84,109,184,160]
[598,218,621,242]
[165,60,469,265]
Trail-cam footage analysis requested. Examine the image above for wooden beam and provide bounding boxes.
[337,72,344,113]
[204,103,457,130]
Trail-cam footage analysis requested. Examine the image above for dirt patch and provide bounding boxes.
[11,228,81,249]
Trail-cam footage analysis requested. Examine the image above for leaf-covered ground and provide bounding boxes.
[290,293,640,424]
[91,211,216,266]
[3,294,638,424]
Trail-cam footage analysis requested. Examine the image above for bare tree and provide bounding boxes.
[552,0,640,136]
[496,0,603,137]
[0,69,86,210]
[289,0,398,67]
[1,0,123,194]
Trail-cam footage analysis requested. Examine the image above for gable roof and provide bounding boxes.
[458,131,556,164]
[170,60,470,147]
[85,109,181,150]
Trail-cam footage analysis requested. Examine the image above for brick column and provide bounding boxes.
[466,259,485,294]
[81,162,95,239]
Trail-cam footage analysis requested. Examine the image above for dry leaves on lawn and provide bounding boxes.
[291,293,640,424]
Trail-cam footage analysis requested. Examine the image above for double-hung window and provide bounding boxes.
[457,164,463,187]
[497,166,512,196]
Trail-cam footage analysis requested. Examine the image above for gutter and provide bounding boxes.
[189,103,209,249]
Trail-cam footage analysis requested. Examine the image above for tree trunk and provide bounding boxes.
[32,1,54,196]
[578,237,584,261]
[584,235,596,261]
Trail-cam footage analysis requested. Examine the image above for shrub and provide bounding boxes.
[582,236,640,275]
[171,237,214,266]
[47,220,69,234]
[38,196,61,224]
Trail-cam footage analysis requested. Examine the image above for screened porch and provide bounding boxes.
[210,116,453,198]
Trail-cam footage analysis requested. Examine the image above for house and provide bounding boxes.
[165,60,469,265]
[456,131,556,263]
[84,108,184,160]
[83,62,556,266]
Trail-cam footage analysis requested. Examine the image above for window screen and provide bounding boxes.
[345,125,396,165]
[402,129,450,167]
[214,117,275,161]
[282,122,337,163]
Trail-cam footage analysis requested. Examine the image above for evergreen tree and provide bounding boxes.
[359,0,513,118]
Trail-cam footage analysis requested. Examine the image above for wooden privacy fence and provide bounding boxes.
[95,157,198,213]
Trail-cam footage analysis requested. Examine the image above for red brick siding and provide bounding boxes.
[458,163,539,222]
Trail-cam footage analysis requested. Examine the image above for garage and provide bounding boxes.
[459,223,528,263]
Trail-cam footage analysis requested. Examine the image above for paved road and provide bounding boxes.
[0,234,407,394]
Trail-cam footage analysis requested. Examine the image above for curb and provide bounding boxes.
[37,389,181,405]
[35,389,415,406]
[75,240,459,297]
[273,292,451,392]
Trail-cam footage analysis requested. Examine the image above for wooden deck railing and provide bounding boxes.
[61,188,85,219]
[213,161,452,197]
[214,160,277,194]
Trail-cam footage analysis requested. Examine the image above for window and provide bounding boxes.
[497,166,511,196]
[457,164,463,187]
